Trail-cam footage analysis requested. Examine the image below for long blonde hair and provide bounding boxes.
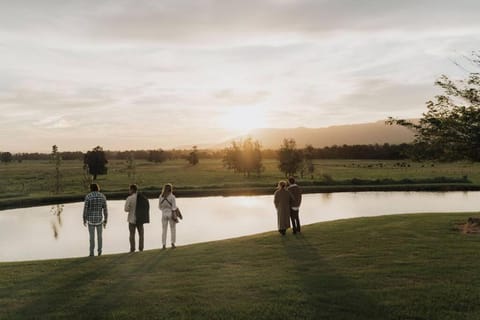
[160,183,173,198]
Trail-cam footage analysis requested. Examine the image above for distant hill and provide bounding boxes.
[219,120,415,149]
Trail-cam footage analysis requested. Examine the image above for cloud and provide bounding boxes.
[325,79,441,121]
[2,1,480,45]
[33,116,74,129]
[84,1,480,44]
[213,90,270,106]
[1,0,479,151]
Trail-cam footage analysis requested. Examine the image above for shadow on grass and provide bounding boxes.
[8,253,139,318]
[281,232,388,320]
[79,250,172,314]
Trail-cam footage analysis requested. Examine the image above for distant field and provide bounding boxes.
[1,159,479,200]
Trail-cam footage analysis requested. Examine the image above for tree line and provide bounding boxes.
[2,137,475,172]
[2,143,414,163]
[4,149,207,162]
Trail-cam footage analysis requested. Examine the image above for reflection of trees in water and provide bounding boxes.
[50,204,64,239]
[321,193,332,201]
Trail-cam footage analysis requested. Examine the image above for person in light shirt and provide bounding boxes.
[124,184,150,253]
[158,183,178,249]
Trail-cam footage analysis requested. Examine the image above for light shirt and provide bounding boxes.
[159,193,177,214]
[124,193,137,224]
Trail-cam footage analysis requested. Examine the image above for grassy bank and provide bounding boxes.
[1,212,480,319]
[1,159,480,210]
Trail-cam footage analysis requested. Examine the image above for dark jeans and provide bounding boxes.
[290,209,301,233]
[88,224,103,256]
[129,223,144,252]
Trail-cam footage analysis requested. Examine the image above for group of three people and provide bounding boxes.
[82,183,178,257]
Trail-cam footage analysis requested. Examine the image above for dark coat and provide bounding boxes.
[135,192,150,224]
[287,184,302,208]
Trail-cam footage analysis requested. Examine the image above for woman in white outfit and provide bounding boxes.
[158,183,177,249]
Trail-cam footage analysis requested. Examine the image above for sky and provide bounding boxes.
[1,0,479,152]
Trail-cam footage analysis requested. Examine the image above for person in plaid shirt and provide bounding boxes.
[83,183,108,256]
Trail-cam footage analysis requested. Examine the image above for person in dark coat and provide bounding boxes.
[274,180,292,235]
[124,184,150,252]
[287,177,302,234]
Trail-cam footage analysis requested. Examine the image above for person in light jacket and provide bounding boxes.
[274,180,292,236]
[158,183,177,249]
[124,184,150,252]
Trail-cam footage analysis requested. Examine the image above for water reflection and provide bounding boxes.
[50,204,64,239]
[321,193,332,201]
[1,191,480,262]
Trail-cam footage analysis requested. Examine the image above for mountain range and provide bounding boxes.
[218,120,416,149]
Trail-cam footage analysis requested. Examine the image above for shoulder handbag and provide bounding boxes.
[161,197,183,223]
[173,207,183,222]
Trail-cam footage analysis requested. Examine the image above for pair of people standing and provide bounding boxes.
[274,177,302,235]
[83,183,142,256]
[125,183,178,251]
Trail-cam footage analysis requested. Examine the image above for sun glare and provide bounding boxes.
[230,196,263,209]
[220,106,268,133]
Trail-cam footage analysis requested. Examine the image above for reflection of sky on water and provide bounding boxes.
[1,191,480,262]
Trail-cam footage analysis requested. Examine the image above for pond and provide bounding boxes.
[1,191,480,262]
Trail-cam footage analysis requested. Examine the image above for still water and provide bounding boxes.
[1,191,480,262]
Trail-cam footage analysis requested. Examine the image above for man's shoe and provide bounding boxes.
[162,245,166,250]
[171,243,176,249]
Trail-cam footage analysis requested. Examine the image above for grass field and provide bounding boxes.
[1,212,480,319]
[1,159,479,198]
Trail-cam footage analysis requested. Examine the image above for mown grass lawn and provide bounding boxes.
[1,212,480,319]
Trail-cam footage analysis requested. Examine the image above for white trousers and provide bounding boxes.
[162,213,176,245]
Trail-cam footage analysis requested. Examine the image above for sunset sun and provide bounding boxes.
[220,106,268,133]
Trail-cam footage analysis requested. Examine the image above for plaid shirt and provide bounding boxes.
[83,191,108,225]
